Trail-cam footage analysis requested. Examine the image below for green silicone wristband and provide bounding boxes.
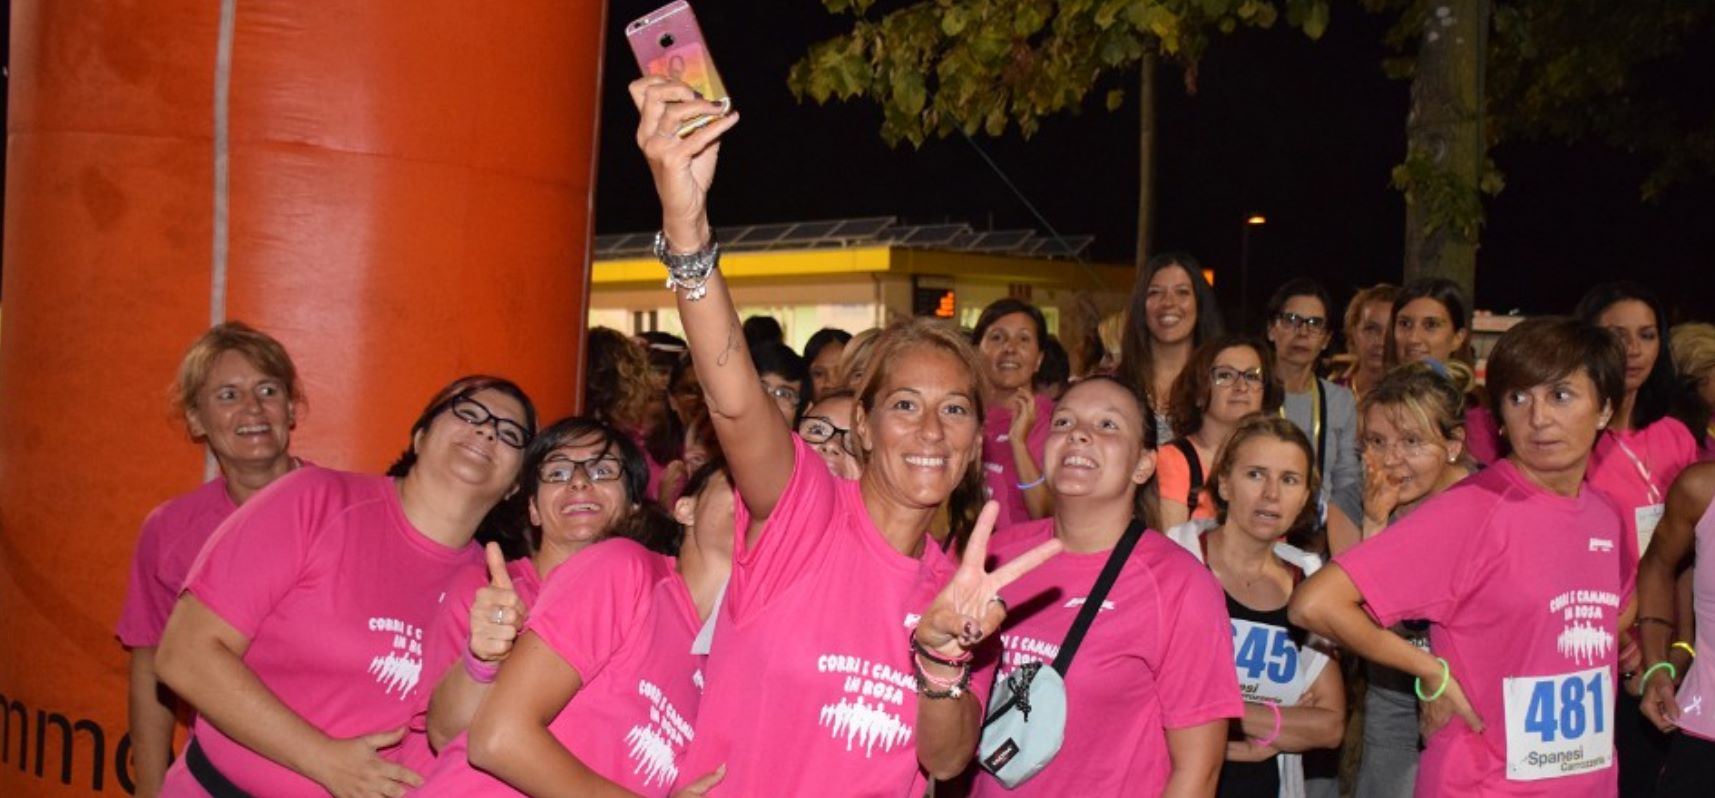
[1641,660,1679,688]
[1414,657,1450,702]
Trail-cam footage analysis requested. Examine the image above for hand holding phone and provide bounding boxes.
[626,1,730,137]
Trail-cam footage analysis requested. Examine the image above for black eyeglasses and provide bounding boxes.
[539,456,624,484]
[1274,311,1329,333]
[762,381,802,406]
[449,396,532,449]
[798,415,856,455]
[1210,366,1266,389]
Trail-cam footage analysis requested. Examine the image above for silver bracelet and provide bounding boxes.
[653,230,719,301]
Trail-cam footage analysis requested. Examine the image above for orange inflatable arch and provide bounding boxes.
[0,2,604,794]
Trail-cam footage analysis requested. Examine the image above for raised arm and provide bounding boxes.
[630,77,792,533]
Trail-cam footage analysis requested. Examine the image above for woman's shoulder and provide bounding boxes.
[1161,519,1215,562]
[988,517,1057,562]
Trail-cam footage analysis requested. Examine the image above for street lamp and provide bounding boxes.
[1240,214,1267,330]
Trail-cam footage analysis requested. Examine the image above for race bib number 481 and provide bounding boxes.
[1502,666,1615,781]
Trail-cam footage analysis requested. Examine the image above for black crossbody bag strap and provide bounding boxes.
[1170,438,1203,508]
[1050,518,1145,677]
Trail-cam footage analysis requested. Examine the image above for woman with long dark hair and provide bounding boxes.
[1118,252,1226,442]
[1573,281,1702,796]
[1384,278,1501,464]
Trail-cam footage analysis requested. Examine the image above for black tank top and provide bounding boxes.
[1203,534,1307,798]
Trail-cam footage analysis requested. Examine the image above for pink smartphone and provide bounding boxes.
[626,1,730,136]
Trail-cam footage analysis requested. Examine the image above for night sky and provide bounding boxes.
[595,1,1715,329]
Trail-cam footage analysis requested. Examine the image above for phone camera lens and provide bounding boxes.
[659,34,675,48]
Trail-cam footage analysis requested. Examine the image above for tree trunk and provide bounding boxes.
[1136,52,1158,272]
[1402,0,1487,300]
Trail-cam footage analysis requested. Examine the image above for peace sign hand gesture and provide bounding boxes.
[913,502,1063,660]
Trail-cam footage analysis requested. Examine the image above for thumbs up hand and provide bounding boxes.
[469,543,525,663]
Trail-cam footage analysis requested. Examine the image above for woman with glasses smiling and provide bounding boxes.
[1264,279,1363,559]
[1158,335,1283,529]
[155,375,536,798]
[798,390,862,480]
[411,430,732,797]
[400,417,671,770]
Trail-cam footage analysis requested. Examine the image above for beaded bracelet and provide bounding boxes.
[1249,701,1282,748]
[1641,660,1679,689]
[653,231,720,301]
[463,649,500,684]
[1673,641,1697,659]
[912,651,971,699]
[1415,657,1450,702]
[911,635,973,667]
[1016,475,1046,490]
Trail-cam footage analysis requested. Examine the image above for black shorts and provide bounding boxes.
[1655,730,1715,798]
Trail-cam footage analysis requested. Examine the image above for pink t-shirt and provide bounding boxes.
[1336,458,1634,797]
[678,435,954,797]
[413,539,703,797]
[116,478,237,647]
[982,393,1055,529]
[1465,405,1503,465]
[159,467,483,797]
[630,429,667,500]
[968,518,1242,796]
[395,558,543,774]
[1586,417,1697,558]
[1675,483,1715,741]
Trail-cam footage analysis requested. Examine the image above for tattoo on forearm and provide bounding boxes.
[716,320,741,367]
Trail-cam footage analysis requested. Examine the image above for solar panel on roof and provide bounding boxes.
[898,224,972,247]
[594,216,1090,260]
[779,220,840,241]
[1034,236,1094,257]
[965,230,1034,251]
[829,217,896,239]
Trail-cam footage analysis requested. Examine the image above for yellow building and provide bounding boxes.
[589,218,1133,350]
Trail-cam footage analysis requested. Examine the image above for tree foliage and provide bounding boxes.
[1371,0,1715,201]
[788,0,1333,147]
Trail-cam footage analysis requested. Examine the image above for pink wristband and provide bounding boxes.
[1249,701,1282,748]
[463,649,500,684]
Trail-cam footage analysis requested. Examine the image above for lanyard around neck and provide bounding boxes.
[1611,435,1664,506]
[1278,377,1325,454]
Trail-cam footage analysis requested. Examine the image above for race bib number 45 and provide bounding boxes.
[1231,619,1325,706]
[1502,666,1615,781]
